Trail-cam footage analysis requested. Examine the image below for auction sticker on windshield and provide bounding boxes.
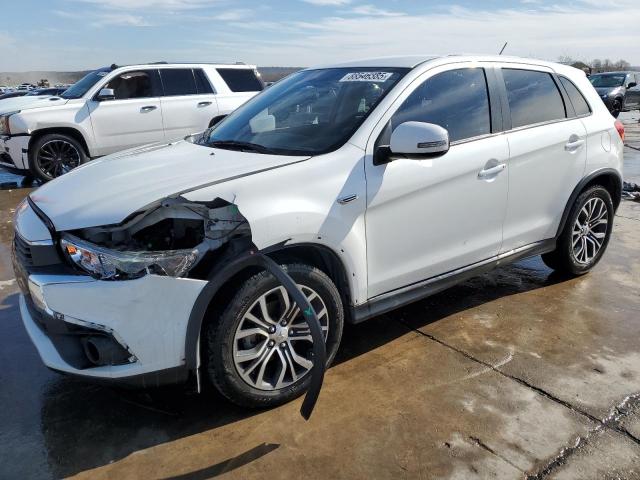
[340,72,394,82]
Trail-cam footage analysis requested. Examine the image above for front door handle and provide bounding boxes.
[140,105,157,113]
[478,163,506,179]
[337,194,358,205]
[198,101,212,107]
[565,136,585,152]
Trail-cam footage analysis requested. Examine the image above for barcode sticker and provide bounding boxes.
[339,72,394,83]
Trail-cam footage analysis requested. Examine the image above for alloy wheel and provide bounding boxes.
[572,197,609,265]
[36,140,81,179]
[232,285,329,391]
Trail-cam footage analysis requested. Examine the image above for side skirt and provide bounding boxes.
[351,239,556,324]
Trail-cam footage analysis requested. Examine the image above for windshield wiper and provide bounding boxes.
[209,140,277,154]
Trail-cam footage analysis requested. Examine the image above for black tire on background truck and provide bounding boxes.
[29,133,88,183]
[541,186,614,276]
[205,263,344,408]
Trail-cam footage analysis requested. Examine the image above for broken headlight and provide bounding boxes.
[61,233,202,280]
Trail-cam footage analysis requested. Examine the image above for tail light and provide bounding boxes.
[615,120,625,142]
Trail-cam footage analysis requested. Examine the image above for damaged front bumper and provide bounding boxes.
[19,273,207,384]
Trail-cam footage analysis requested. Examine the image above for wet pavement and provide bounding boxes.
[1,118,640,479]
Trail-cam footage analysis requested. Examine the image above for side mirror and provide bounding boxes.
[375,121,450,165]
[628,82,637,89]
[96,88,115,101]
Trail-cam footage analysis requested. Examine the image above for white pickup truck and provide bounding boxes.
[0,63,263,181]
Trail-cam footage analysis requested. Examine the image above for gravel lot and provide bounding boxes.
[1,113,639,479]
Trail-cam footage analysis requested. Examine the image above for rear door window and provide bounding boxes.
[502,69,566,128]
[559,77,591,117]
[383,68,492,144]
[217,68,263,92]
[160,69,197,96]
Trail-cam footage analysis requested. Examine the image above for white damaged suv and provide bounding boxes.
[1,63,263,182]
[13,56,624,409]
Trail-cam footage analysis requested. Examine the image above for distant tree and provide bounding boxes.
[571,61,591,74]
[557,55,574,65]
[613,59,631,71]
[37,78,50,87]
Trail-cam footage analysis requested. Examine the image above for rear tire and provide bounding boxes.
[29,133,88,183]
[610,99,622,118]
[205,263,344,408]
[543,186,614,276]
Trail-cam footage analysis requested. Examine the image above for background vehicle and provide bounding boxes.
[589,71,640,117]
[0,90,29,100]
[13,56,623,410]
[0,62,263,182]
[24,87,68,97]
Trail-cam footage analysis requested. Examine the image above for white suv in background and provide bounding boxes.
[0,63,263,182]
[13,56,624,412]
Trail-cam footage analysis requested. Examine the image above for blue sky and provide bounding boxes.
[1,0,639,70]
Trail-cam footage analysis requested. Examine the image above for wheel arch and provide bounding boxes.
[184,242,353,374]
[556,168,622,237]
[28,127,91,158]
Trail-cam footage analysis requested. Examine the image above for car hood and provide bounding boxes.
[0,95,67,114]
[594,86,622,96]
[31,140,310,231]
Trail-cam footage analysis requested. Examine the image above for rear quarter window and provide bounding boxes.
[217,68,263,92]
[559,76,591,117]
[502,69,566,129]
[194,69,214,94]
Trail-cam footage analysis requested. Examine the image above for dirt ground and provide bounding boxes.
[1,114,639,479]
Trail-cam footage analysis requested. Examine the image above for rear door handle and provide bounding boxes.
[140,105,157,113]
[565,138,585,152]
[478,163,506,179]
[198,101,212,107]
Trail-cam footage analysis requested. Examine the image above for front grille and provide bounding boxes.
[13,234,34,267]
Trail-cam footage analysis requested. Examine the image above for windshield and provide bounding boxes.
[204,67,408,156]
[589,74,626,88]
[61,68,111,99]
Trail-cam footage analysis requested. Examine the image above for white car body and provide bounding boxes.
[13,55,623,389]
[1,63,262,174]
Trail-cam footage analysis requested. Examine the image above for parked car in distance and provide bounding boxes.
[589,71,640,117]
[0,90,29,100]
[24,87,68,97]
[13,55,623,410]
[0,62,263,181]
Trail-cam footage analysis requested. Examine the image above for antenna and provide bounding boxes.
[499,42,508,55]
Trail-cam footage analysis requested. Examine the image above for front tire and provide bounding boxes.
[29,133,88,182]
[542,186,614,276]
[205,263,344,408]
